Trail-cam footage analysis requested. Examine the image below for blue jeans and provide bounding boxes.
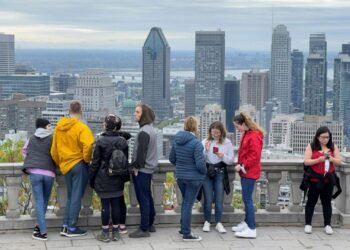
[133,172,155,231]
[177,179,203,236]
[30,173,54,234]
[203,172,224,223]
[63,161,89,228]
[241,177,256,229]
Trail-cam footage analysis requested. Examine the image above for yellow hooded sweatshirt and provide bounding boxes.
[51,117,94,175]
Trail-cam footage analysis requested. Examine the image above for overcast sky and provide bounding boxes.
[0,0,349,52]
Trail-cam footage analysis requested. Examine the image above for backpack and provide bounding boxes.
[106,141,129,177]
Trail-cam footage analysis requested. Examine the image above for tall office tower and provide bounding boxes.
[224,79,240,132]
[184,79,195,117]
[270,25,292,114]
[241,70,269,112]
[0,75,50,99]
[195,31,225,111]
[75,69,115,121]
[142,27,172,121]
[0,96,46,139]
[291,49,304,112]
[52,74,77,93]
[333,43,350,147]
[304,33,327,116]
[0,33,15,76]
[200,104,226,140]
[261,98,281,145]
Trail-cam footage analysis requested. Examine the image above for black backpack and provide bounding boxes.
[106,142,129,177]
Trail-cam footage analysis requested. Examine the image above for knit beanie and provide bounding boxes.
[36,118,50,129]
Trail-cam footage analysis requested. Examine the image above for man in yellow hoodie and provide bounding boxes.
[51,101,94,237]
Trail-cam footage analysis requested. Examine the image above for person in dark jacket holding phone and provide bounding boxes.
[231,112,264,239]
[303,126,342,235]
[22,118,55,241]
[90,114,131,242]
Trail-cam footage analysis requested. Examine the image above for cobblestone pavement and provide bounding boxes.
[0,225,350,250]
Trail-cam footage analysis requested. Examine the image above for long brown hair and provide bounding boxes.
[233,112,264,134]
[206,121,226,144]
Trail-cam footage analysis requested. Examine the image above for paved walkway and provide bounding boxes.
[0,225,350,250]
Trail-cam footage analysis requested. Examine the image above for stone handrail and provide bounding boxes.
[0,153,349,230]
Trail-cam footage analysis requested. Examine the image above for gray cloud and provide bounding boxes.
[0,0,349,51]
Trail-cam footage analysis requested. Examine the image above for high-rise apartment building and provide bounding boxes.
[195,31,225,111]
[52,74,77,93]
[0,75,50,99]
[184,79,195,117]
[0,33,15,76]
[304,33,327,116]
[291,49,304,112]
[142,27,172,121]
[333,43,350,147]
[200,104,226,140]
[224,79,240,132]
[261,98,281,145]
[75,69,115,121]
[270,25,291,114]
[241,70,269,112]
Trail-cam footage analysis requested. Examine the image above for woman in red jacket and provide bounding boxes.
[231,112,264,239]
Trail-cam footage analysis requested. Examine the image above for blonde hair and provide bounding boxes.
[184,116,198,133]
[233,112,264,134]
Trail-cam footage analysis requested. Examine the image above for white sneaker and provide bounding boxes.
[231,221,248,232]
[202,221,210,232]
[304,225,312,234]
[325,225,333,235]
[234,227,256,238]
[215,223,227,233]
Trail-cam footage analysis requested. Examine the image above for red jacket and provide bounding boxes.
[238,130,263,180]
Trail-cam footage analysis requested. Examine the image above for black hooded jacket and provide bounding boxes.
[90,130,131,197]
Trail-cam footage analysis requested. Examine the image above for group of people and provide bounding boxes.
[21,100,342,242]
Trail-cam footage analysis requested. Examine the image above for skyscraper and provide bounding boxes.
[195,31,225,111]
[75,69,115,121]
[142,27,172,121]
[241,70,269,112]
[304,33,327,116]
[291,49,304,112]
[270,25,291,114]
[333,43,350,147]
[0,33,15,76]
[224,79,240,132]
[184,79,195,117]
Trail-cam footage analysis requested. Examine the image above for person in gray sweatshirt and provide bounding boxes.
[22,118,56,241]
[129,104,158,238]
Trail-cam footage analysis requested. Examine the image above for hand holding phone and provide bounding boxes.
[213,146,219,153]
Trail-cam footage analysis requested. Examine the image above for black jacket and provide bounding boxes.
[90,130,130,196]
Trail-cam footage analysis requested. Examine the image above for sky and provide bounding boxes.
[0,0,349,52]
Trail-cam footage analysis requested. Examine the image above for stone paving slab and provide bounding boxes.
[1,226,350,250]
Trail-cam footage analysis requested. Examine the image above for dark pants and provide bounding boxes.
[63,161,89,228]
[133,172,155,231]
[100,196,127,226]
[241,177,256,230]
[203,172,224,223]
[305,181,333,226]
[177,179,203,236]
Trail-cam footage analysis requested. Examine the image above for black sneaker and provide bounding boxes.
[33,225,40,235]
[183,233,202,242]
[60,226,68,236]
[178,230,183,235]
[149,225,156,233]
[66,227,87,237]
[128,229,150,238]
[32,232,47,241]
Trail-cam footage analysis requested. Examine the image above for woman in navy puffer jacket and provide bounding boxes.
[169,116,206,242]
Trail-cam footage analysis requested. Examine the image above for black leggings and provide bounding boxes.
[305,182,333,226]
[100,196,127,226]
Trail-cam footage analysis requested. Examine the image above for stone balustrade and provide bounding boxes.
[0,153,349,230]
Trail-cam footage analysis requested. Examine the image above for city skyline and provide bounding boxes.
[0,0,349,51]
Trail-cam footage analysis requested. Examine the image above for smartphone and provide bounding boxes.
[325,152,330,159]
[213,146,219,153]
